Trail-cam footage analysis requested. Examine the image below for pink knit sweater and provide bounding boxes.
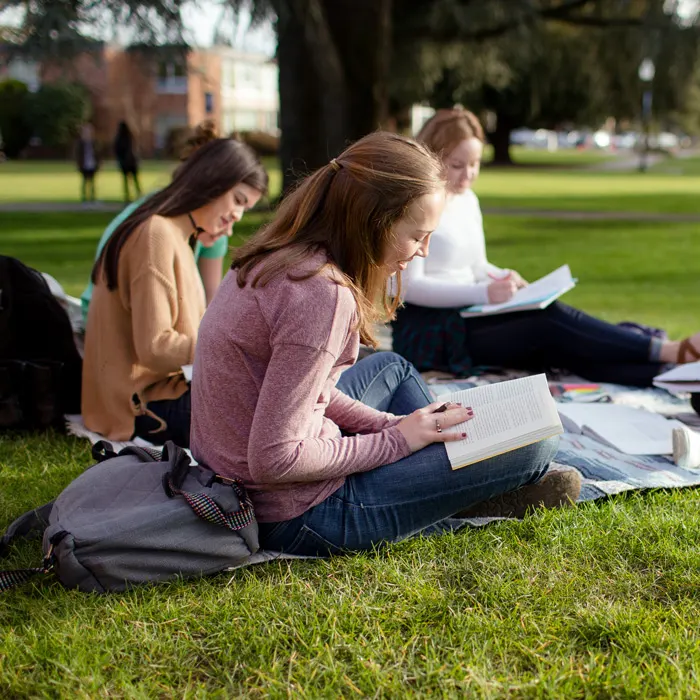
[190,253,411,522]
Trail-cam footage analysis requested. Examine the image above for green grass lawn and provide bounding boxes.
[0,157,283,204]
[485,145,617,167]
[2,187,700,696]
[474,169,700,214]
[0,211,269,298]
[2,152,698,215]
[650,155,700,177]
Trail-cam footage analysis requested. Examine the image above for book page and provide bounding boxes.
[462,265,575,316]
[443,374,562,468]
[556,403,683,455]
[654,361,700,384]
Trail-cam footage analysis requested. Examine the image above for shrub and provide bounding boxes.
[0,79,32,158]
[233,130,279,156]
[162,126,191,158]
[26,81,90,148]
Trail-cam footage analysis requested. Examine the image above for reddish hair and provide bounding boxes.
[417,108,485,160]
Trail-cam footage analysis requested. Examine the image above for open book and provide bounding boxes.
[653,362,700,395]
[556,403,685,455]
[460,264,576,318]
[441,374,563,470]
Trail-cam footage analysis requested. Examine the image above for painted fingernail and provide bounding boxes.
[462,432,467,438]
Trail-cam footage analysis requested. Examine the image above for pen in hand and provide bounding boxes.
[433,401,475,418]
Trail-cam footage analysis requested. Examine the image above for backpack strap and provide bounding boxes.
[161,441,255,532]
[0,502,53,557]
[92,440,161,464]
[0,554,54,592]
[165,480,255,532]
[0,503,55,592]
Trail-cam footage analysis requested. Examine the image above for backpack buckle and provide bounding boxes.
[42,543,55,573]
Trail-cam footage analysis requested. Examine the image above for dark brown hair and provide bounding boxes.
[92,123,268,289]
[417,107,485,160]
[232,131,445,347]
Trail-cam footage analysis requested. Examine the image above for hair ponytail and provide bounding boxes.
[232,131,445,347]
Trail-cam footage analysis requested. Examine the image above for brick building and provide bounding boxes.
[36,44,277,157]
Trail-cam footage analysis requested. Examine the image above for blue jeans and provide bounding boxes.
[258,352,558,556]
[466,301,663,387]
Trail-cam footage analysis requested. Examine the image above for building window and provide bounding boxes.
[205,91,214,114]
[157,61,188,94]
[235,63,259,89]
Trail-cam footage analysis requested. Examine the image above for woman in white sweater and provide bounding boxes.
[392,108,700,386]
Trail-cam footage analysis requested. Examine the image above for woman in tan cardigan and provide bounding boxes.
[82,137,268,446]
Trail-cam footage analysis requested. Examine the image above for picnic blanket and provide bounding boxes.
[428,369,700,502]
[66,366,700,514]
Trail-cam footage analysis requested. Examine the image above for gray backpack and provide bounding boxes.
[0,441,259,593]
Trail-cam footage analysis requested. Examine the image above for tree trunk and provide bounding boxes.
[274,0,393,192]
[490,112,514,165]
[325,0,391,137]
[274,0,347,193]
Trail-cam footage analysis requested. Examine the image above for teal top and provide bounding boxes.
[80,194,229,322]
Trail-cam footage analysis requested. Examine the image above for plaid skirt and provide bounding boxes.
[391,303,473,377]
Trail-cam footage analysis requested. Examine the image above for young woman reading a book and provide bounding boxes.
[392,108,700,386]
[82,136,267,446]
[190,132,576,557]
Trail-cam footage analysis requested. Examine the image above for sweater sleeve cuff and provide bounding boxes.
[387,425,412,461]
[471,282,490,306]
[383,415,405,429]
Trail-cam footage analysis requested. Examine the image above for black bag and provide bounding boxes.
[0,441,259,593]
[0,255,82,430]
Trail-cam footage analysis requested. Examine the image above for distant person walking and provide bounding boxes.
[75,123,100,204]
[114,121,141,203]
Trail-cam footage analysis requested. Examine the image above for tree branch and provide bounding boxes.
[401,0,647,43]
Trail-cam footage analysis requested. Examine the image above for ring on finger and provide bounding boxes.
[435,419,442,434]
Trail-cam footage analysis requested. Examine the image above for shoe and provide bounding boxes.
[456,465,582,519]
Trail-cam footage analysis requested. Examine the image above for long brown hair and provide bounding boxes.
[232,131,445,347]
[92,124,268,290]
[417,107,485,160]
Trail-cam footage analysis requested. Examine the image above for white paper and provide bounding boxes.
[461,264,576,317]
[182,364,193,382]
[556,403,684,455]
[443,374,563,468]
[654,361,700,384]
[653,380,700,396]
